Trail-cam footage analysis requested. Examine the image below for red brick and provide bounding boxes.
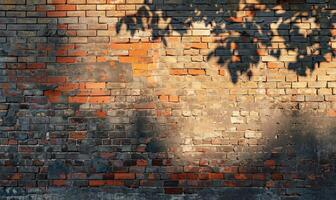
[136,160,148,166]
[11,173,21,180]
[52,180,66,186]
[271,173,283,180]
[164,188,183,194]
[57,83,80,91]
[45,90,62,103]
[56,57,77,63]
[264,160,276,169]
[253,173,266,180]
[234,173,249,180]
[106,180,124,186]
[47,76,67,83]
[27,63,45,69]
[209,173,224,180]
[114,173,135,180]
[89,180,105,187]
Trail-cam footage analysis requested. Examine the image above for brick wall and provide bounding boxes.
[0,0,336,199]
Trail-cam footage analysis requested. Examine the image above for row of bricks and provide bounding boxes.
[0,171,291,181]
[1,0,318,5]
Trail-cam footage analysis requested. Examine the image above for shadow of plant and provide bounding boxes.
[117,0,335,83]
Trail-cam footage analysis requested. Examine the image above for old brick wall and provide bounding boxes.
[0,0,336,199]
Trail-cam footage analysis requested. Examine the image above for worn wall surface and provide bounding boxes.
[0,0,336,199]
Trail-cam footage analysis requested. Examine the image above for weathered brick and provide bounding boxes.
[1,0,336,197]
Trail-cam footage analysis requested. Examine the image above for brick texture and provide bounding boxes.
[0,0,336,199]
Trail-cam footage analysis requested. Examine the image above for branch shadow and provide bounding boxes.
[117,0,335,83]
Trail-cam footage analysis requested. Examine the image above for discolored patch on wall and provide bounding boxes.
[49,61,133,83]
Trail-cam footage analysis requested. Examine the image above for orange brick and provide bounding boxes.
[188,69,206,75]
[58,44,75,51]
[158,95,169,101]
[169,95,179,102]
[97,57,107,62]
[68,50,87,57]
[170,69,188,75]
[327,110,336,117]
[231,55,241,62]
[96,110,107,118]
[77,89,110,96]
[85,82,106,89]
[129,49,147,56]
[119,56,138,63]
[218,69,226,76]
[68,96,87,103]
[257,49,267,56]
[69,131,87,140]
[268,62,284,69]
[157,109,172,117]
[331,29,336,37]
